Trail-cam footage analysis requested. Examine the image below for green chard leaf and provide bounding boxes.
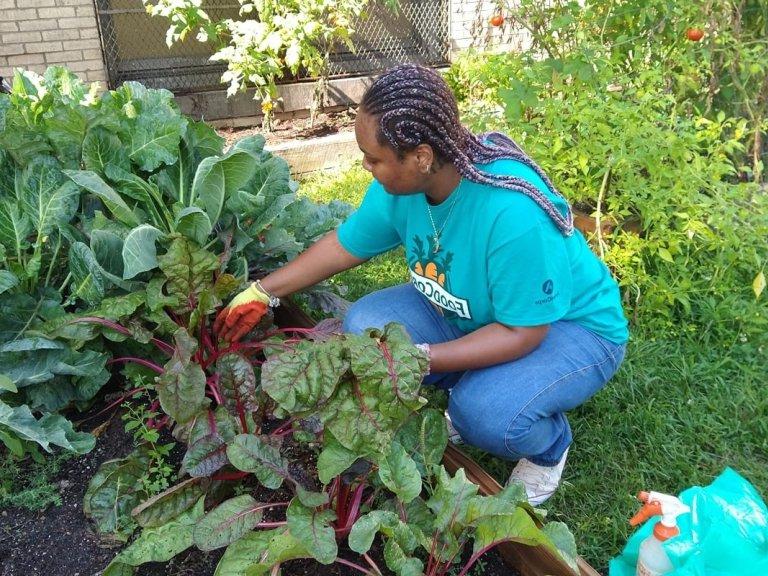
[377,440,422,504]
[214,528,309,576]
[84,449,151,540]
[286,498,337,565]
[131,477,209,529]
[155,328,209,425]
[261,338,348,414]
[115,496,205,565]
[193,494,264,551]
[226,433,289,489]
[157,236,219,314]
[216,352,259,416]
[316,431,360,485]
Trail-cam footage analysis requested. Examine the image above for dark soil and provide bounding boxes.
[0,405,514,576]
[218,108,357,149]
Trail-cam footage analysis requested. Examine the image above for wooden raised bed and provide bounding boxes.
[274,302,601,576]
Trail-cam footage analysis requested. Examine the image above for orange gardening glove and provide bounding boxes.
[214,282,272,342]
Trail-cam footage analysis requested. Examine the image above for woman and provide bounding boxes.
[215,64,628,505]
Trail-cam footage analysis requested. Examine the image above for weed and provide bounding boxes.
[0,450,74,511]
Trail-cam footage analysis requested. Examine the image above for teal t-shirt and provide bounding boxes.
[337,158,629,344]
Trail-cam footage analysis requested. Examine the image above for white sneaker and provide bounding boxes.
[508,447,569,506]
[444,412,464,445]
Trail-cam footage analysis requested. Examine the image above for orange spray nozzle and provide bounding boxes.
[629,499,662,526]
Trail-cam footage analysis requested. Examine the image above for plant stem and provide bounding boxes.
[363,553,383,576]
[335,558,377,576]
[43,232,62,288]
[108,357,165,374]
[57,271,71,293]
[596,162,612,259]
[456,541,508,576]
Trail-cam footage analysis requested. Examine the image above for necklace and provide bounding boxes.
[426,191,460,252]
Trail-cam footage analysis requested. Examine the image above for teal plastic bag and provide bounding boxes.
[609,468,768,575]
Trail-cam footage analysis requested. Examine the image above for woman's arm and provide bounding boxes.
[428,323,549,373]
[259,230,368,298]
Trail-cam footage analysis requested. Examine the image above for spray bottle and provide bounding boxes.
[629,491,691,576]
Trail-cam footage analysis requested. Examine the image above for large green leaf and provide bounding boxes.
[0,202,31,258]
[84,449,151,540]
[226,433,289,489]
[152,120,224,205]
[377,440,422,504]
[191,149,258,225]
[541,522,579,572]
[100,82,187,172]
[348,510,419,562]
[286,498,337,564]
[214,528,309,576]
[175,206,212,245]
[82,127,130,174]
[0,270,19,295]
[155,328,209,425]
[426,467,479,533]
[115,497,205,565]
[90,229,124,278]
[193,494,264,551]
[131,477,209,528]
[316,431,360,485]
[261,339,348,414]
[0,400,95,454]
[20,156,79,237]
[122,224,163,279]
[394,408,449,477]
[68,241,105,305]
[64,170,140,227]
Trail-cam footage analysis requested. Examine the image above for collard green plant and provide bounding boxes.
[0,65,351,455]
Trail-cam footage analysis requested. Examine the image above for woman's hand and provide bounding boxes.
[214,282,272,342]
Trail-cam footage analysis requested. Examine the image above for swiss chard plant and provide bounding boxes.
[68,260,577,576]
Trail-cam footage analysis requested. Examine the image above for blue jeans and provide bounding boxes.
[342,284,626,465]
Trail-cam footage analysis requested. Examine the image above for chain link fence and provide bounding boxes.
[94,0,450,93]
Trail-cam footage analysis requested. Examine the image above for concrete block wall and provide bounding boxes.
[449,0,532,55]
[0,0,107,85]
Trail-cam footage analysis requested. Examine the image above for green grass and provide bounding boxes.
[297,165,768,572]
[299,165,408,301]
[0,450,73,511]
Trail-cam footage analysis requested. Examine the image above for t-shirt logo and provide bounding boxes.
[542,279,554,295]
[408,235,472,320]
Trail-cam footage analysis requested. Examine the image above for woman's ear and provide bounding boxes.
[414,143,435,174]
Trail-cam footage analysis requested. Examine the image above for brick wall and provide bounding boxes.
[0,0,107,85]
[449,0,532,55]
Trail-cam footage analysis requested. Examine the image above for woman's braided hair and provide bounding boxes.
[360,64,573,235]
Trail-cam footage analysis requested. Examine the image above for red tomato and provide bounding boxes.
[489,14,504,27]
[686,28,704,41]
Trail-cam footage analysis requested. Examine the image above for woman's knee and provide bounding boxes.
[342,287,403,334]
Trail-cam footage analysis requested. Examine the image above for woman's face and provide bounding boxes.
[354,110,430,196]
